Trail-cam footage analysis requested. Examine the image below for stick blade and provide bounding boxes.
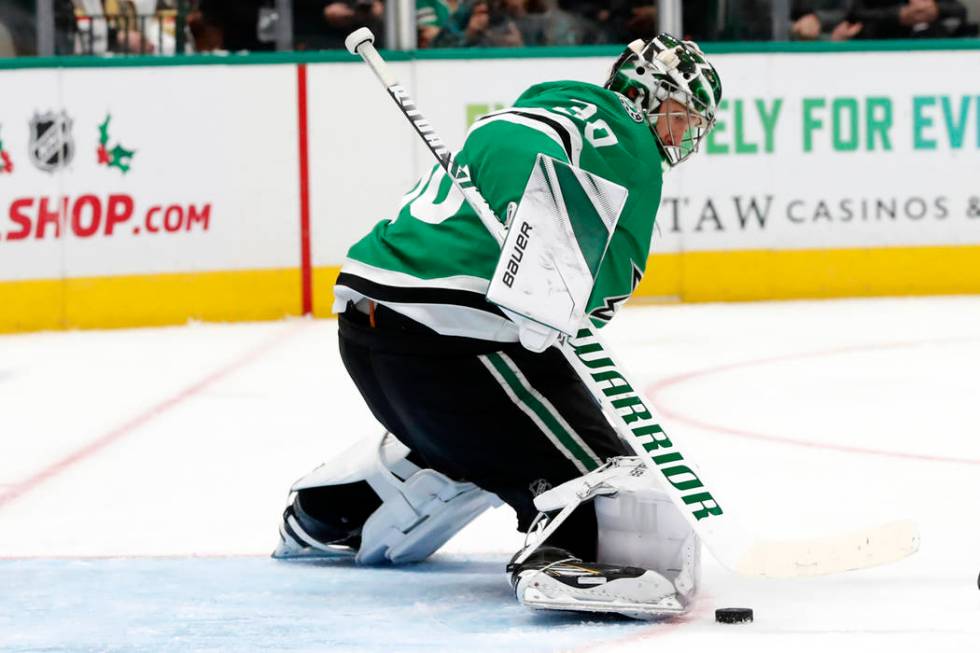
[733,519,920,578]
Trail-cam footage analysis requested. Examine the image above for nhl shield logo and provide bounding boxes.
[29,111,75,173]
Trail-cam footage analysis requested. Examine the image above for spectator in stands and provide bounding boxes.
[791,1,862,40]
[0,0,35,56]
[553,0,657,44]
[605,1,659,43]
[502,0,549,45]
[54,0,79,54]
[533,0,590,44]
[71,0,168,54]
[430,0,524,47]
[128,0,179,54]
[683,0,773,41]
[71,0,103,53]
[418,0,455,48]
[293,0,385,50]
[682,0,720,40]
[792,0,971,40]
[189,0,274,52]
[850,0,969,38]
[0,21,13,57]
[112,0,157,53]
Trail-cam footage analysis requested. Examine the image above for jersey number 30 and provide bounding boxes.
[552,100,619,148]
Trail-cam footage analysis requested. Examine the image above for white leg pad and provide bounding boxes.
[280,432,502,565]
[596,488,701,598]
[524,457,701,599]
[357,468,502,565]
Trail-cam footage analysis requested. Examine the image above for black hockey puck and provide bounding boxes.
[715,607,753,624]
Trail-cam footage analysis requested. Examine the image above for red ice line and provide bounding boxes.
[0,322,307,511]
[644,336,980,466]
[568,598,713,652]
[0,551,268,561]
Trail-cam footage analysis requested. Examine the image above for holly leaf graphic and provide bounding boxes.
[98,115,111,146]
[109,144,135,173]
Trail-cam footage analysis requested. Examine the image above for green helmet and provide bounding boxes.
[604,34,723,167]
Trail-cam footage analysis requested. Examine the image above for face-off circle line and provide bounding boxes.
[644,336,980,466]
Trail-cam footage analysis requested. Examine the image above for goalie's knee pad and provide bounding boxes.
[274,432,502,565]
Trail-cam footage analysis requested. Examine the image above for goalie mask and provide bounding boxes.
[604,34,722,167]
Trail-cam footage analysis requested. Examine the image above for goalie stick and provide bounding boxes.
[344,27,919,578]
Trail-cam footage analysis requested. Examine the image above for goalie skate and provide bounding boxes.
[510,547,687,620]
[273,499,358,560]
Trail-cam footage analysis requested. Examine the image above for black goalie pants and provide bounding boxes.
[337,303,630,561]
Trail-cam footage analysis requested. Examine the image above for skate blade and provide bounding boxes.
[271,523,356,560]
[521,586,687,620]
[271,542,356,560]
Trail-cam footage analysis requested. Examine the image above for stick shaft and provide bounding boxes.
[351,38,505,245]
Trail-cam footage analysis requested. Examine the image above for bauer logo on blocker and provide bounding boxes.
[502,220,533,288]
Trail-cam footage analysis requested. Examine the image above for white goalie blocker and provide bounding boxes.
[284,432,501,564]
[486,154,629,352]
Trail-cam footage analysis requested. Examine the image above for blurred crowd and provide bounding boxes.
[789,0,977,39]
[412,0,977,48]
[0,1,181,55]
[411,1,660,49]
[0,0,977,57]
[282,0,980,50]
[687,0,978,40]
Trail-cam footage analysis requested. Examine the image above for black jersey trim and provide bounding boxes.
[337,272,507,317]
[479,110,574,161]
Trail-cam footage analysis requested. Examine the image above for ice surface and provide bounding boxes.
[1,556,652,652]
[1,297,979,651]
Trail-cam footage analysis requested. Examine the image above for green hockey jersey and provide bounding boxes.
[334,80,665,342]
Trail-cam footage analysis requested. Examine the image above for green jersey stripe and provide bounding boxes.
[480,352,602,473]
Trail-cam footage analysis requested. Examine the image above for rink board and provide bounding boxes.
[1,45,980,331]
